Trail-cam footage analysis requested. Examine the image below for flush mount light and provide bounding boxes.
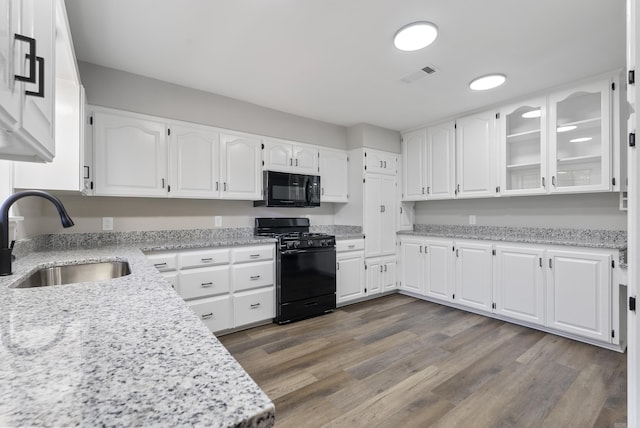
[557,125,577,133]
[521,109,541,119]
[570,137,592,143]
[469,74,506,91]
[393,21,438,51]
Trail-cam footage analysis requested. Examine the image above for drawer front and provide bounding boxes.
[161,271,180,294]
[233,261,274,292]
[146,253,178,271]
[233,245,275,264]
[180,266,230,300]
[336,239,364,252]
[234,287,275,327]
[179,248,230,269]
[187,295,232,333]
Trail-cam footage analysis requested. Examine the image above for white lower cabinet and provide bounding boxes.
[454,241,493,313]
[146,243,275,334]
[365,256,396,296]
[336,239,365,305]
[398,235,622,350]
[546,249,611,342]
[493,245,545,326]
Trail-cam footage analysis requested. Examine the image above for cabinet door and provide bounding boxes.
[365,149,396,175]
[263,139,292,172]
[454,241,493,312]
[499,99,548,196]
[401,129,426,200]
[425,240,454,301]
[548,80,612,193]
[94,111,168,197]
[546,250,611,342]
[456,111,497,198]
[494,245,545,325]
[400,239,423,294]
[426,121,456,199]
[0,0,20,129]
[337,253,365,304]
[366,259,382,295]
[319,148,349,202]
[168,124,220,198]
[219,133,262,200]
[382,258,396,292]
[292,145,318,174]
[364,174,396,258]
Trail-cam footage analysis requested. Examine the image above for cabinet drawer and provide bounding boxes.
[179,248,230,269]
[187,295,232,333]
[234,287,275,327]
[146,253,177,271]
[180,266,230,300]
[233,261,274,292]
[232,245,274,263]
[336,239,365,252]
[161,271,180,294]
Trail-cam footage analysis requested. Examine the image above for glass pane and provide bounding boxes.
[554,91,602,187]
[505,105,542,191]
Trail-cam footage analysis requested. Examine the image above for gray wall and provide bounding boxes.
[414,192,627,230]
[80,62,348,149]
[347,123,401,153]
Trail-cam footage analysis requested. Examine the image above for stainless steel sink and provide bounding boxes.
[10,261,131,288]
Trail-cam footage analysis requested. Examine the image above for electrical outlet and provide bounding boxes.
[469,215,476,225]
[214,216,222,227]
[102,217,113,231]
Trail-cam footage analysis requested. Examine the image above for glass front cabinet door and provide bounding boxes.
[499,98,547,195]
[548,80,612,193]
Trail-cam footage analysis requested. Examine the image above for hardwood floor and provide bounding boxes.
[219,294,627,428]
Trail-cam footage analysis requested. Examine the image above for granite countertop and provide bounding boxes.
[0,230,278,427]
[399,224,627,250]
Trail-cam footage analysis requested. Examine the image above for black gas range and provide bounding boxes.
[255,218,336,324]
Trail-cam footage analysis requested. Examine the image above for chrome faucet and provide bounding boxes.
[0,190,74,276]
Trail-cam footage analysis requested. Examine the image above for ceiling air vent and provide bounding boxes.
[401,65,437,84]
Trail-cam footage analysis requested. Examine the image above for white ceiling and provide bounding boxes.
[64,0,626,132]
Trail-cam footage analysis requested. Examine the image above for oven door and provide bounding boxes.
[279,246,336,303]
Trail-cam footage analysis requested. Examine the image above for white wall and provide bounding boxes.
[80,62,348,149]
[415,192,627,230]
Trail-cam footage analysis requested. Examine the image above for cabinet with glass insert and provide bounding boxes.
[548,79,612,193]
[499,97,547,195]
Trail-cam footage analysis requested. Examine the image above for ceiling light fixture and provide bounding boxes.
[570,137,592,143]
[521,110,541,119]
[469,74,506,91]
[393,21,438,51]
[557,125,577,133]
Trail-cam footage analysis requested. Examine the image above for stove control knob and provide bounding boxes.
[308,240,314,247]
[293,241,300,249]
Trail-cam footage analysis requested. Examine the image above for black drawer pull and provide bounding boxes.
[201,313,214,319]
[250,303,261,309]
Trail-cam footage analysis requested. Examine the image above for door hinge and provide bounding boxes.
[630,133,636,148]
[492,249,496,256]
[262,160,265,166]
[363,178,366,183]
[261,143,264,149]
[612,260,615,268]
[495,186,500,193]
[629,69,635,85]
[611,329,615,339]
[495,113,500,119]
[630,296,637,312]
[611,82,616,91]
[452,293,455,299]
[167,128,171,136]
[612,177,616,186]
[363,235,366,239]
[454,123,457,129]
[89,115,93,125]
[364,262,367,270]
[492,302,496,309]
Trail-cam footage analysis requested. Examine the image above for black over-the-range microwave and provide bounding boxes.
[253,170,321,208]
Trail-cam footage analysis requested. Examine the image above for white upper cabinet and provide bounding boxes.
[318,147,349,202]
[548,79,612,193]
[168,124,219,198]
[94,110,168,197]
[498,98,548,196]
[364,173,396,258]
[219,133,263,200]
[455,111,497,198]
[401,129,426,200]
[427,121,456,199]
[263,138,318,175]
[0,0,55,162]
[365,148,397,175]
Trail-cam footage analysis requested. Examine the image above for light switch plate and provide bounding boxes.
[469,215,476,225]
[102,217,113,231]
[214,216,222,227]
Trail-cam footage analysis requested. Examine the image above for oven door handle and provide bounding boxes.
[281,248,335,255]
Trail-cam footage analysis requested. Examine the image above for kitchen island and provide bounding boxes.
[0,229,278,427]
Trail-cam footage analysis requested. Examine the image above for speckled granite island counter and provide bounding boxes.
[0,229,277,427]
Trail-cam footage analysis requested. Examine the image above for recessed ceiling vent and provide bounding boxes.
[401,65,437,84]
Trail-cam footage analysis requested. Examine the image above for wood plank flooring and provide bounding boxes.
[219,294,627,428]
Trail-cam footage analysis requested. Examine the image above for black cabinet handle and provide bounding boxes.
[24,55,44,98]
[14,34,36,83]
